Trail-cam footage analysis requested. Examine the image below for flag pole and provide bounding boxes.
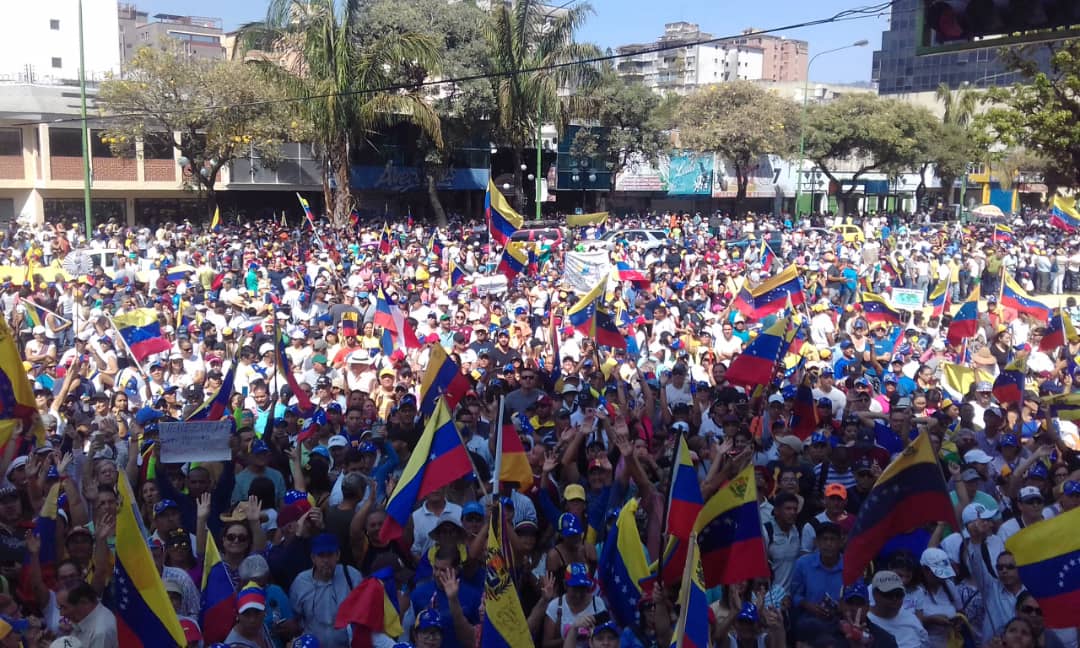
[669,532,698,648]
[104,314,150,380]
[23,300,71,324]
[491,395,506,493]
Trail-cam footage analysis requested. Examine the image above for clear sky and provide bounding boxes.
[137,0,890,83]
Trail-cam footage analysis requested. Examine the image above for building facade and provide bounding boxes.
[119,5,225,62]
[732,28,808,83]
[0,0,121,84]
[616,23,767,94]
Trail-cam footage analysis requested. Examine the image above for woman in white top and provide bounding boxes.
[911,547,961,648]
[542,563,607,648]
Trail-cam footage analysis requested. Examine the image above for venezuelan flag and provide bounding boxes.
[486,180,523,245]
[379,222,393,255]
[379,400,472,543]
[733,286,756,317]
[30,483,61,570]
[333,566,403,644]
[1046,393,1080,421]
[113,308,172,361]
[373,286,397,332]
[1002,273,1051,321]
[340,310,359,338]
[670,534,710,648]
[723,319,793,388]
[0,318,48,446]
[479,506,532,648]
[790,376,819,440]
[566,211,609,227]
[746,264,806,317]
[615,261,651,290]
[566,277,625,349]
[114,473,186,646]
[858,292,903,326]
[993,356,1026,404]
[1051,195,1080,232]
[598,498,654,628]
[661,434,704,585]
[1041,310,1075,352]
[929,278,950,319]
[200,532,235,643]
[23,300,45,329]
[273,314,313,411]
[842,432,957,583]
[759,239,777,272]
[945,286,980,346]
[497,241,529,280]
[210,206,220,232]
[494,413,534,492]
[429,232,443,259]
[693,465,769,587]
[296,193,316,228]
[186,358,236,421]
[418,344,471,418]
[993,223,1014,243]
[1006,506,1080,628]
[449,260,467,287]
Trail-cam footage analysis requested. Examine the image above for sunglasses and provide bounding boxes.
[224,533,250,543]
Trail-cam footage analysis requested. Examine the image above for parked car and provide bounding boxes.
[592,229,671,252]
[509,227,563,247]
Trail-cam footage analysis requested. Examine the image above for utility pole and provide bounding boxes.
[78,0,93,236]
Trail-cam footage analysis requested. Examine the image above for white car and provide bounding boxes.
[588,229,671,252]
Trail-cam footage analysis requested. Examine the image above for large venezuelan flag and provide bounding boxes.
[479,507,532,648]
[418,344,471,418]
[992,356,1025,405]
[842,432,957,584]
[945,286,980,346]
[661,434,704,585]
[1002,273,1051,321]
[670,535,710,648]
[1006,506,1080,628]
[486,180,524,245]
[566,277,626,349]
[379,401,472,543]
[858,292,903,325]
[200,533,235,643]
[1040,310,1075,352]
[334,566,404,644]
[744,264,806,318]
[113,308,172,361]
[693,465,769,587]
[723,318,792,388]
[497,241,529,280]
[1051,195,1080,232]
[928,278,950,319]
[114,472,187,647]
[598,498,654,628]
[0,318,44,447]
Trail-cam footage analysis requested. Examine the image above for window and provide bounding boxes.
[51,57,62,68]
[49,19,60,30]
[142,132,175,160]
[48,129,83,157]
[0,130,21,156]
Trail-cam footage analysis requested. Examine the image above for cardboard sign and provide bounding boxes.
[891,288,925,310]
[159,421,233,464]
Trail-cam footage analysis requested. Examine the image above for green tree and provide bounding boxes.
[487,0,599,213]
[97,46,300,219]
[240,0,443,224]
[931,82,982,204]
[360,0,493,224]
[673,82,798,209]
[803,94,936,216]
[982,42,1080,188]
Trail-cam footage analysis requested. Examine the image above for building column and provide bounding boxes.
[37,124,51,182]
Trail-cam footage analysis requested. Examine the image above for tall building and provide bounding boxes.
[732,28,808,83]
[0,0,121,84]
[616,23,766,95]
[119,5,226,62]
[871,0,1039,94]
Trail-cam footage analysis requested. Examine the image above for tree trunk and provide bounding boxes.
[939,174,956,206]
[512,148,526,215]
[734,163,748,216]
[206,184,218,225]
[915,164,928,210]
[425,172,448,226]
[326,136,351,226]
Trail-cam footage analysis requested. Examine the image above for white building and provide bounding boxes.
[616,22,764,95]
[0,0,121,84]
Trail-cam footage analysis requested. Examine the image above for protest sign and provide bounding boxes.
[159,421,233,463]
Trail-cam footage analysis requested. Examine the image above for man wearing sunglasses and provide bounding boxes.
[867,570,928,648]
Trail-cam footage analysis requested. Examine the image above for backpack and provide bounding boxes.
[763,520,803,548]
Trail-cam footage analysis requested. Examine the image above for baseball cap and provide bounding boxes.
[591,621,620,638]
[429,509,463,537]
[564,562,593,588]
[1064,480,1080,496]
[998,434,1019,448]
[154,499,179,516]
[975,381,992,392]
[843,580,869,602]
[416,608,443,632]
[163,579,184,596]
[775,435,804,453]
[311,533,340,555]
[871,570,905,593]
[462,501,485,519]
[920,547,956,579]
[963,449,993,465]
[824,483,848,499]
[1018,486,1044,502]
[250,439,270,455]
[960,468,981,482]
[1028,463,1049,480]
[237,581,266,613]
[961,502,997,525]
[327,435,349,449]
[558,512,583,537]
[563,484,586,502]
[817,397,833,409]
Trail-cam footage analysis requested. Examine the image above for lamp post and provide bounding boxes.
[794,39,869,219]
[78,0,92,236]
[571,170,596,212]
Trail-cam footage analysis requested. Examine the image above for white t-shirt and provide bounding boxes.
[868,609,930,648]
[545,595,608,647]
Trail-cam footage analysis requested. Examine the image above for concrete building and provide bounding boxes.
[119,5,226,62]
[0,0,121,84]
[616,23,766,94]
[731,28,808,83]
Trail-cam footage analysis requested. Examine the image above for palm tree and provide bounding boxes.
[486,0,599,213]
[934,82,980,204]
[239,0,443,224]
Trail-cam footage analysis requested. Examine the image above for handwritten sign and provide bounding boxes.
[159,421,233,464]
[891,288,925,310]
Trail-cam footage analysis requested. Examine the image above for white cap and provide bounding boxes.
[327,435,349,449]
[76,330,93,342]
[961,502,997,525]
[258,343,274,356]
[963,449,993,465]
[1018,485,1044,502]
[32,325,45,335]
[768,392,785,405]
[919,547,956,579]
[428,508,463,538]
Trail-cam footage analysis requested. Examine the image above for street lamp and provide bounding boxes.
[794,39,869,218]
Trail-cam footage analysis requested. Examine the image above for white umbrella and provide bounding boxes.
[972,204,1005,218]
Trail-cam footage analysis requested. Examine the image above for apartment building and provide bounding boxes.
[616,23,765,95]
[0,0,121,84]
[119,4,226,62]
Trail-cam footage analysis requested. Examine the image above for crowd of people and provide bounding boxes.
[0,204,1075,648]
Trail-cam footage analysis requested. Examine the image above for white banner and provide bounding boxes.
[563,251,612,294]
[159,421,233,464]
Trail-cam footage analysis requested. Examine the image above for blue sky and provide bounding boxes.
[138,0,890,83]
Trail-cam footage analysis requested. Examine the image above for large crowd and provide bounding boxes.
[0,204,1077,648]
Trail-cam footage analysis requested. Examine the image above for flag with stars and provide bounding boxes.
[670,533,711,648]
[693,465,769,587]
[114,472,187,646]
[1006,505,1080,628]
[0,317,44,447]
[743,264,805,318]
[598,498,655,629]
[379,399,472,544]
[723,318,793,389]
[842,432,957,584]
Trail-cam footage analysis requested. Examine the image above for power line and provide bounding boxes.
[15,1,894,128]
